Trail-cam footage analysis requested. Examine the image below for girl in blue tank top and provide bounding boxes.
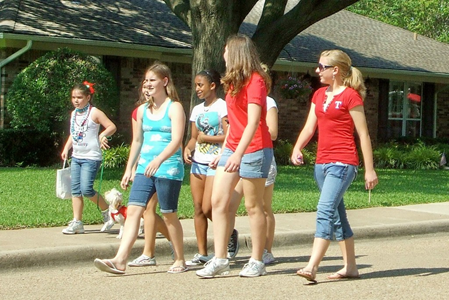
[94,62,188,275]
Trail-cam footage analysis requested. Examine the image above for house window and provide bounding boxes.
[387,81,422,138]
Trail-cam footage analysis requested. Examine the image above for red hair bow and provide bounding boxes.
[83,81,95,94]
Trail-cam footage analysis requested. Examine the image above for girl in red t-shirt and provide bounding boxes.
[291,50,378,283]
[196,34,273,278]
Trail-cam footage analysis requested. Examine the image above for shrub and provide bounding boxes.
[274,140,293,165]
[0,129,62,167]
[403,143,440,170]
[274,139,317,166]
[103,143,130,169]
[6,48,119,135]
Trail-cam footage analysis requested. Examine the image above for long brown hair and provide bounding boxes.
[320,50,366,99]
[144,61,180,108]
[221,34,271,97]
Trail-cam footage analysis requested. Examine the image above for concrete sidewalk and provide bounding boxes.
[1,202,448,270]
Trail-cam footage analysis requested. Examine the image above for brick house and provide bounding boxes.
[1,0,449,144]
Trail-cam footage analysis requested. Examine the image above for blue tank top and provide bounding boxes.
[136,101,184,181]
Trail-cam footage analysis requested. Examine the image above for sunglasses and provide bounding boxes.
[317,63,334,72]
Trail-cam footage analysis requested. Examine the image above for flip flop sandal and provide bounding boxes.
[94,258,125,274]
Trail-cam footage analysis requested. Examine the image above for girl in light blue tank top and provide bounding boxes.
[136,101,184,180]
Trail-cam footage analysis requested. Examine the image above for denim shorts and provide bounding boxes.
[128,173,182,213]
[71,157,102,198]
[218,147,273,179]
[265,157,277,186]
[190,161,216,176]
[314,163,358,241]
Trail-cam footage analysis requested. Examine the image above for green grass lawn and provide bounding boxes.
[1,166,448,229]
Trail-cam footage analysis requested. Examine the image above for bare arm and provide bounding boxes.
[266,107,278,141]
[92,108,117,150]
[121,106,144,190]
[291,102,318,165]
[61,135,73,160]
[350,105,378,190]
[184,122,199,164]
[143,102,186,177]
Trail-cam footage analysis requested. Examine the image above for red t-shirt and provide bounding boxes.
[312,87,364,165]
[225,72,272,153]
[132,107,138,121]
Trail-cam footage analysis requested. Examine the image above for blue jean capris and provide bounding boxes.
[128,174,182,213]
[314,163,358,241]
[71,157,102,198]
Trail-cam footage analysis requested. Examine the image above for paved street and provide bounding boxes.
[2,232,448,300]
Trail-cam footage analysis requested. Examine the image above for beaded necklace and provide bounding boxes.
[71,104,92,142]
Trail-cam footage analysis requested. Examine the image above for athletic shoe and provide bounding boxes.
[186,253,214,266]
[62,219,84,234]
[101,209,110,223]
[227,229,239,259]
[196,257,230,278]
[128,255,156,267]
[262,249,275,265]
[239,258,267,277]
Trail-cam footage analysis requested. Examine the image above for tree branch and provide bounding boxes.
[163,0,191,27]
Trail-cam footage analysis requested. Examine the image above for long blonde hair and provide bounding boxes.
[320,50,366,99]
[144,61,180,108]
[221,34,271,97]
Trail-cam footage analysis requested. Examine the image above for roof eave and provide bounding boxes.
[0,33,193,63]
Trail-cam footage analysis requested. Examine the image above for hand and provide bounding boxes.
[184,148,192,164]
[144,158,162,177]
[99,135,110,150]
[197,132,206,144]
[365,169,378,190]
[209,154,221,169]
[290,148,304,165]
[121,171,132,190]
[224,153,241,173]
[61,151,67,161]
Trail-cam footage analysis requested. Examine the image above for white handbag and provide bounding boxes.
[56,160,72,199]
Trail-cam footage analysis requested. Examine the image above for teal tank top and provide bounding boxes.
[136,101,184,181]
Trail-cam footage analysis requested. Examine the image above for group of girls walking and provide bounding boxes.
[62,33,377,282]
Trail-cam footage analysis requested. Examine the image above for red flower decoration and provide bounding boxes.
[83,81,95,94]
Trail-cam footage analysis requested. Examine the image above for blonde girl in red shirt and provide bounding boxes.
[291,50,378,283]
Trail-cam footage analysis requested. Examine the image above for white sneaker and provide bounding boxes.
[239,258,267,277]
[262,249,275,265]
[62,219,84,234]
[128,255,156,267]
[196,257,230,278]
[186,253,214,266]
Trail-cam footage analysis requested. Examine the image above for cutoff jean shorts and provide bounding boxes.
[71,157,102,198]
[314,162,358,241]
[128,174,182,213]
[218,147,273,178]
[190,161,216,177]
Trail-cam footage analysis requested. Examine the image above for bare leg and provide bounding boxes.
[106,205,146,271]
[228,180,243,236]
[141,194,159,258]
[211,167,240,258]
[190,173,208,255]
[263,184,275,253]
[72,196,84,220]
[298,237,331,279]
[87,193,109,211]
[332,237,359,277]
[162,212,185,268]
[242,178,266,261]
